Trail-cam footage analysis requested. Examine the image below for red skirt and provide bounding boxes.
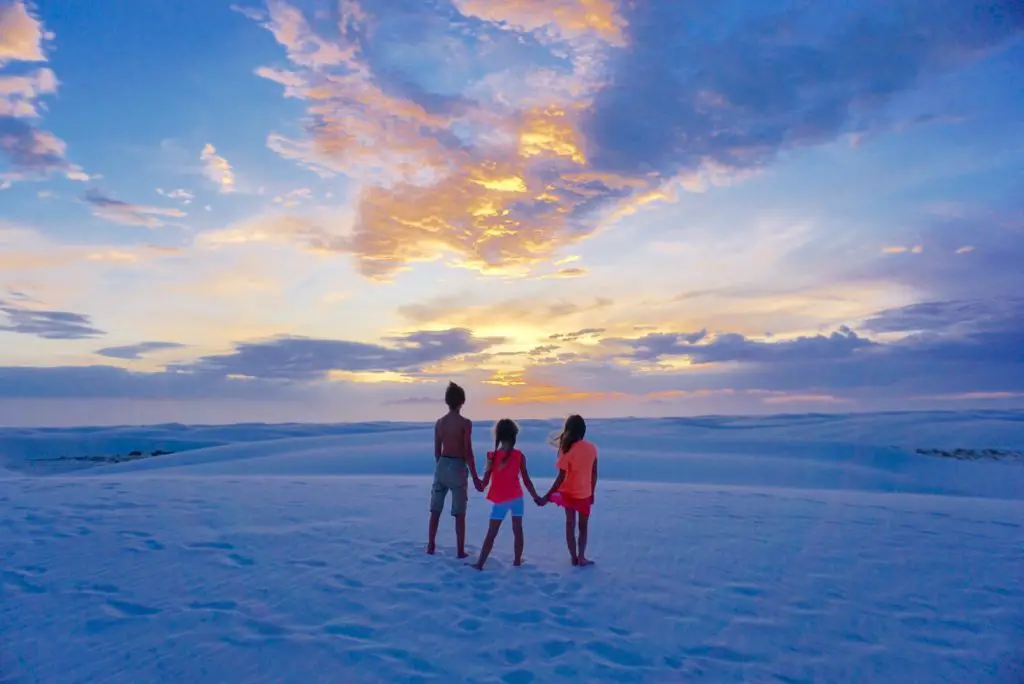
[549,492,592,516]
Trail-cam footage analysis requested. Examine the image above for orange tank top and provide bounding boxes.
[487,449,524,503]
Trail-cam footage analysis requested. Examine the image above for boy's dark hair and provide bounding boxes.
[555,414,586,455]
[493,418,519,466]
[444,381,466,410]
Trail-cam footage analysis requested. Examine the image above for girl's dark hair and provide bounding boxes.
[493,418,519,467]
[554,414,586,455]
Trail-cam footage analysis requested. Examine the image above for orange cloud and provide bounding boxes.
[243,1,666,280]
[491,382,624,406]
[0,0,48,63]
[453,0,627,46]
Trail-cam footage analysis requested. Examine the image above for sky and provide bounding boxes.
[0,0,1022,426]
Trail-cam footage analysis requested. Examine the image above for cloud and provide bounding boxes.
[0,66,56,117]
[583,0,1023,177]
[179,328,503,381]
[244,1,653,279]
[452,0,626,46]
[200,143,235,193]
[272,187,312,207]
[0,115,68,176]
[0,4,89,184]
[96,341,187,360]
[382,396,436,406]
[85,189,187,228]
[549,328,605,342]
[0,0,47,64]
[399,294,613,328]
[0,364,299,399]
[0,297,104,339]
[862,299,1024,335]
[156,187,194,204]
[229,3,266,22]
[617,327,875,364]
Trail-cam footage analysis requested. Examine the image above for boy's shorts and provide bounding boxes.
[430,456,468,517]
[489,497,524,521]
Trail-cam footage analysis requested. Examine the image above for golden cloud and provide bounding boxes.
[453,0,626,46]
[243,1,661,280]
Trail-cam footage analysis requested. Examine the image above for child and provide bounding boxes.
[427,382,482,558]
[470,418,542,570]
[540,414,598,567]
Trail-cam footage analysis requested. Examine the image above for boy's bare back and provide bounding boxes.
[436,412,472,459]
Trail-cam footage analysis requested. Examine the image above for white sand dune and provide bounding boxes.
[2,412,1023,683]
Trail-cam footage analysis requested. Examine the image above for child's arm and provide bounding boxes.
[480,453,493,488]
[590,456,598,503]
[434,420,442,462]
[520,455,541,502]
[541,469,567,503]
[464,420,482,488]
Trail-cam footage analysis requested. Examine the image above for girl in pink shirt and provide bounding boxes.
[540,414,598,567]
[470,419,542,570]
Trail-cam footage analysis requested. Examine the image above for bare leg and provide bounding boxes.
[577,514,593,566]
[455,515,469,558]
[472,520,502,570]
[427,511,441,554]
[564,509,579,565]
[512,517,524,566]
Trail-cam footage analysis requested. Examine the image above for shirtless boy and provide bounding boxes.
[427,382,482,558]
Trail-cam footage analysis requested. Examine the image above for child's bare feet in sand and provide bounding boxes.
[426,543,436,555]
[577,556,594,567]
[457,551,470,559]
[469,561,484,570]
[513,558,523,567]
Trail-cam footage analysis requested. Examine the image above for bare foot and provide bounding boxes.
[513,558,523,567]
[426,543,436,555]
[469,561,484,570]
[457,551,470,559]
[577,557,595,567]
[570,557,579,566]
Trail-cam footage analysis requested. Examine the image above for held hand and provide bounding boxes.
[473,477,484,492]
[532,495,543,506]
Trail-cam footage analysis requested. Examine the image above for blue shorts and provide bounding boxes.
[489,497,525,521]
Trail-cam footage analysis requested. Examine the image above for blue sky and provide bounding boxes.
[1,0,1022,426]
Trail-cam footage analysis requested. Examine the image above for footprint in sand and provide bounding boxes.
[585,641,646,667]
[76,581,120,595]
[332,574,364,589]
[189,600,239,611]
[500,670,535,684]
[682,644,763,664]
[541,640,574,658]
[118,530,152,539]
[184,541,234,551]
[498,609,546,625]
[2,570,45,595]
[290,559,328,568]
[104,599,161,618]
[323,623,376,640]
[456,617,482,632]
[227,553,255,567]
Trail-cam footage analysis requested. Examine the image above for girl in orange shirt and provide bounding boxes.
[470,419,542,570]
[540,414,598,566]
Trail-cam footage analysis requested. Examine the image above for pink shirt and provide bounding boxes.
[487,449,524,503]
